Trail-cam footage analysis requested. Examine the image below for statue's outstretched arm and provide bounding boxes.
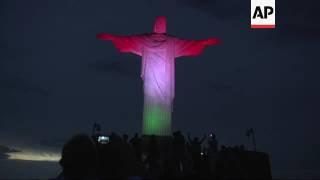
[96,33,116,41]
[97,33,146,56]
[202,38,221,46]
[174,37,220,58]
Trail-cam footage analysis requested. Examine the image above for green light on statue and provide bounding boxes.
[143,105,171,136]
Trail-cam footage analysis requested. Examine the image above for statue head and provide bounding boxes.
[153,16,167,33]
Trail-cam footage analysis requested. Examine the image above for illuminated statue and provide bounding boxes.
[97,16,220,136]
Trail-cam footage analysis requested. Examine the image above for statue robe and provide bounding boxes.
[104,33,211,135]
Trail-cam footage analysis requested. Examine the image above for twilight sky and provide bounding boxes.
[0,0,319,178]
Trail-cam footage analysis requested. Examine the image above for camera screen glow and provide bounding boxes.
[98,136,109,144]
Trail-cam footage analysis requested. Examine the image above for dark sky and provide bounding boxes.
[0,0,319,178]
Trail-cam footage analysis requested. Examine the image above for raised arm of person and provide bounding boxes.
[187,132,192,143]
[200,134,207,144]
[97,33,147,56]
[174,37,220,58]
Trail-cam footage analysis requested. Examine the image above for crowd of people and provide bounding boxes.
[53,129,260,180]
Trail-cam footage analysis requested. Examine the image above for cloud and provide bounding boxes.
[7,151,60,162]
[38,138,65,149]
[0,145,21,160]
[0,144,60,162]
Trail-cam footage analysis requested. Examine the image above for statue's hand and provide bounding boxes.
[204,38,221,46]
[96,33,114,40]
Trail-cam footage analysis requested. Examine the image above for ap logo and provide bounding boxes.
[251,0,275,29]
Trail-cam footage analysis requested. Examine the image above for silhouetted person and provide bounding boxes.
[57,134,98,180]
[173,131,186,153]
[207,133,218,153]
[145,135,160,179]
[96,132,145,179]
[123,134,129,143]
[172,131,186,177]
[130,133,142,160]
[187,133,206,176]
[221,145,227,152]
[130,133,141,146]
[91,123,102,142]
[239,144,245,151]
[187,133,206,154]
[207,133,219,177]
[122,133,130,150]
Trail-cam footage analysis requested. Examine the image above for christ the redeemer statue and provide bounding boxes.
[97,16,220,136]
